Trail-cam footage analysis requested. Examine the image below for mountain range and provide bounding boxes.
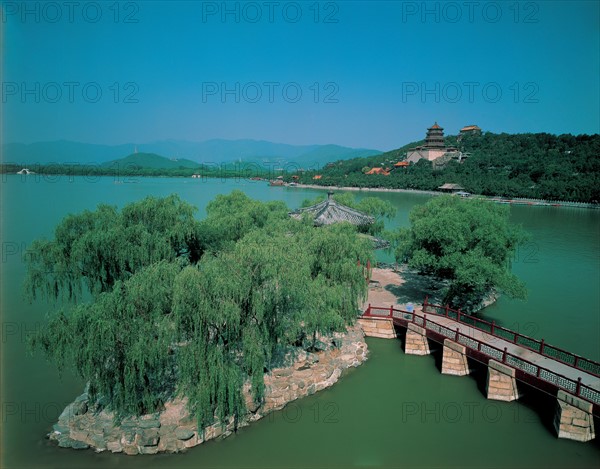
[2,139,382,168]
[101,153,200,170]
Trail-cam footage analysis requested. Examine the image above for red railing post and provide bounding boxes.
[423,296,429,313]
[445,304,449,317]
[389,304,393,318]
[423,314,427,328]
[540,339,545,355]
[455,328,459,342]
[502,347,507,363]
[457,309,462,322]
[536,366,541,377]
[513,332,518,344]
[574,356,579,368]
[576,377,582,396]
[367,303,371,316]
[491,320,495,335]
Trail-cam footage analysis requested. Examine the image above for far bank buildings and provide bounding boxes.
[406,122,481,164]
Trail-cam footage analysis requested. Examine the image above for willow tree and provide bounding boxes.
[172,218,373,429]
[198,190,289,252]
[30,261,181,417]
[24,195,203,302]
[394,196,527,311]
[29,193,374,430]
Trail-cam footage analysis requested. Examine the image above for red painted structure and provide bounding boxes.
[362,299,600,417]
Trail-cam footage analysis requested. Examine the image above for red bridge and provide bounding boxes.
[360,299,599,442]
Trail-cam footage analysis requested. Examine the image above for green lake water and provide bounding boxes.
[1,175,599,468]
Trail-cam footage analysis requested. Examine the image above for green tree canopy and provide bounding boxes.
[31,260,181,416]
[24,195,203,302]
[393,196,527,312]
[198,190,289,252]
[292,132,600,203]
[29,193,374,429]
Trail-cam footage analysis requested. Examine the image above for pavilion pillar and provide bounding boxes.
[441,339,470,376]
[554,390,595,442]
[404,323,430,355]
[486,360,519,401]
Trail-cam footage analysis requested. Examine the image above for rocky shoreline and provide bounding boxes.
[49,324,368,455]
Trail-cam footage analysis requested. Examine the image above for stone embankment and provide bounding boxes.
[49,324,368,454]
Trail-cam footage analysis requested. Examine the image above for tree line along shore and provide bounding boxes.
[291,183,598,209]
[287,132,599,204]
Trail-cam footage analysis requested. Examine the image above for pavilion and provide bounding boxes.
[289,191,375,227]
[289,191,390,249]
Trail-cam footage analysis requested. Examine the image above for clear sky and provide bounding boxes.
[1,0,599,150]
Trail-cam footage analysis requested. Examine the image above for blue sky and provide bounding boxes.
[2,0,599,150]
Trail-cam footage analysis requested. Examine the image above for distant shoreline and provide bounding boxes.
[292,183,439,196]
[291,184,599,210]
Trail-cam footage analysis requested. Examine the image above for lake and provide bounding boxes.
[1,175,599,467]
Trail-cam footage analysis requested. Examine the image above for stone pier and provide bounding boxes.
[553,390,595,442]
[441,339,470,376]
[486,360,519,401]
[404,323,430,355]
[357,317,397,339]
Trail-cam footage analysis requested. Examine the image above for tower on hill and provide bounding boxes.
[424,122,446,148]
[406,122,460,164]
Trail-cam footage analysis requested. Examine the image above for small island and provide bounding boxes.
[25,189,533,453]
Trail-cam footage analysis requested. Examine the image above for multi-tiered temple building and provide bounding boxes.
[406,122,459,163]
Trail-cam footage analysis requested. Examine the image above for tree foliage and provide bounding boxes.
[293,132,600,203]
[24,195,203,302]
[29,192,374,429]
[199,190,289,252]
[0,162,276,180]
[31,261,181,416]
[393,196,527,312]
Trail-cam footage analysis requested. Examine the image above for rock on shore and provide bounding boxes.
[49,324,368,455]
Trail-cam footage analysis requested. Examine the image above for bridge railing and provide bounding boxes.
[422,298,600,378]
[362,304,600,411]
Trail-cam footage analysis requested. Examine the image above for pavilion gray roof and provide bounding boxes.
[289,191,375,227]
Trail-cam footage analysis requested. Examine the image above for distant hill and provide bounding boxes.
[1,139,381,167]
[292,132,600,203]
[103,153,200,170]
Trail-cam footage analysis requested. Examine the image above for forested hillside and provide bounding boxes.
[293,133,600,203]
